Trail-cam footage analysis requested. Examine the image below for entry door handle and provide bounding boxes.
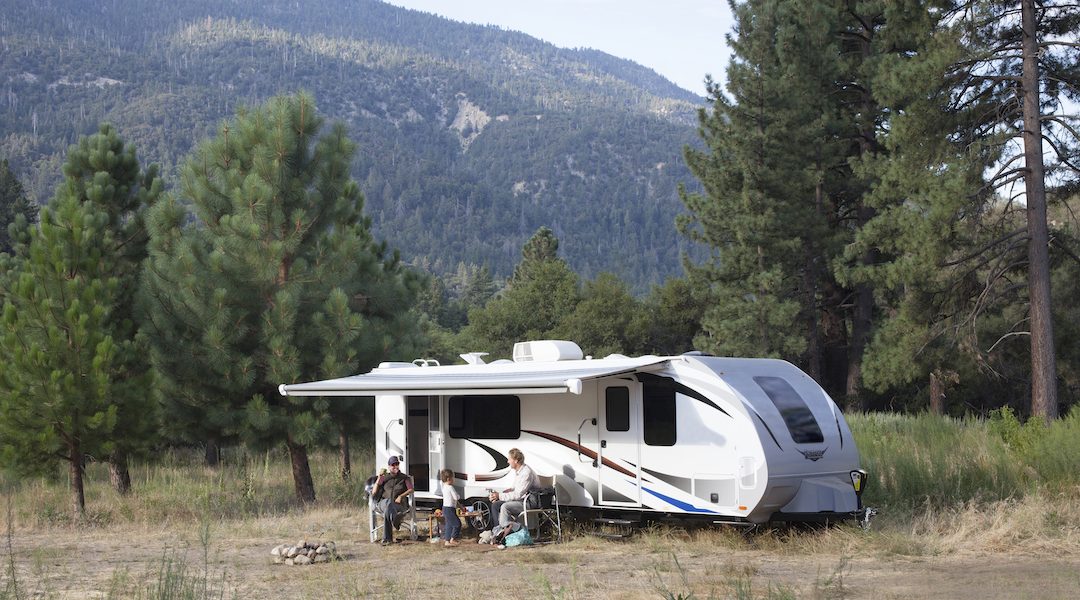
[576,417,596,463]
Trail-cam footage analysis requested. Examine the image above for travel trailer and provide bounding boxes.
[279,340,868,525]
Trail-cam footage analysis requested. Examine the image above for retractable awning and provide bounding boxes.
[278,356,672,397]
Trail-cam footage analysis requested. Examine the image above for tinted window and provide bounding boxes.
[448,395,520,439]
[643,376,676,446]
[605,387,630,432]
[753,376,824,444]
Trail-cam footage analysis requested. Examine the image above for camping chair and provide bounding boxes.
[517,474,562,542]
[366,474,419,543]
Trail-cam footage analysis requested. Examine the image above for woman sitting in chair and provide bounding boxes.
[371,456,413,545]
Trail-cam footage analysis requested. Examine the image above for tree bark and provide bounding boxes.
[338,425,351,481]
[803,181,825,383]
[205,436,221,468]
[846,281,873,411]
[68,439,85,521]
[1021,0,1059,423]
[108,451,131,495]
[286,435,316,504]
[929,371,944,415]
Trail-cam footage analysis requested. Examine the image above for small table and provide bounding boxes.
[428,510,482,538]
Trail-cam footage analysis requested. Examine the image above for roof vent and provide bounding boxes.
[513,340,583,363]
[460,352,488,365]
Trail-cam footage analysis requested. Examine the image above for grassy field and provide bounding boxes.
[3,411,1080,599]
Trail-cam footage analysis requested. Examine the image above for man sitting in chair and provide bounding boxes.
[488,448,539,529]
[371,456,414,545]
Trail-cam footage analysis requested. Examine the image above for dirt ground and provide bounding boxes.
[5,509,1079,599]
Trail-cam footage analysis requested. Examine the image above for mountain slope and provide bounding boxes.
[0,0,705,291]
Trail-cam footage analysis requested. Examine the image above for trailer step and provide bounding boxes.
[587,517,637,539]
[588,531,634,539]
[591,518,638,526]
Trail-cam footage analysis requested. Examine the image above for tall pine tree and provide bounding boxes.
[845,0,1079,419]
[143,93,419,502]
[680,0,850,386]
[0,125,160,517]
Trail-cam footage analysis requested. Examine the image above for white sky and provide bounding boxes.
[381,0,734,95]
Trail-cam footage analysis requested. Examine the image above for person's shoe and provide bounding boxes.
[444,540,459,547]
[380,539,392,546]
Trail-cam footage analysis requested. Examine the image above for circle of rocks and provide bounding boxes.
[270,540,338,565]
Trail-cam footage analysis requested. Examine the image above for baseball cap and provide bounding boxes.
[388,456,400,466]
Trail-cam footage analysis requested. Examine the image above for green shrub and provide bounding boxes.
[1021,409,1080,485]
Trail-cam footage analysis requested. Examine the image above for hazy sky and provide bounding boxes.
[381,0,734,95]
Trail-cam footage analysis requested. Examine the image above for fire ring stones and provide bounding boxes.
[270,540,338,565]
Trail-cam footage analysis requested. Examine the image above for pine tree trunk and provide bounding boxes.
[846,282,873,411]
[803,181,825,383]
[108,451,131,495]
[68,439,85,521]
[205,436,221,468]
[929,371,944,416]
[1021,0,1059,423]
[286,435,316,504]
[846,17,882,413]
[338,426,351,482]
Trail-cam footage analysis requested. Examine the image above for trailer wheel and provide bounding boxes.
[466,499,492,530]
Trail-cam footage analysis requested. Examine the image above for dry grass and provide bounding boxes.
[4,416,1080,598]
[2,501,1078,599]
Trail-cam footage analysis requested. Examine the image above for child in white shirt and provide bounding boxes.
[440,469,461,546]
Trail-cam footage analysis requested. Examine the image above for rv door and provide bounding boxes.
[597,380,642,506]
[376,395,407,470]
[427,396,444,493]
[405,396,433,492]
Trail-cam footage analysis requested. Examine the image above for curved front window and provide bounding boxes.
[753,376,823,444]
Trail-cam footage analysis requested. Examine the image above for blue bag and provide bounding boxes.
[503,527,533,547]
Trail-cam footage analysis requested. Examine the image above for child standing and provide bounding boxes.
[439,468,461,546]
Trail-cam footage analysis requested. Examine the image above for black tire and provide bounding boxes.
[467,499,492,530]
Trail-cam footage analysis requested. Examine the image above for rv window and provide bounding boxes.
[753,376,824,444]
[447,395,520,439]
[605,387,630,432]
[643,377,676,446]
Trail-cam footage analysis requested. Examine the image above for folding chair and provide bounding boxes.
[517,474,562,542]
[367,474,419,543]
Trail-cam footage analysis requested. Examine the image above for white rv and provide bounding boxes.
[279,340,867,525]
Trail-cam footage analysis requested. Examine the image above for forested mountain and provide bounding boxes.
[0,0,704,291]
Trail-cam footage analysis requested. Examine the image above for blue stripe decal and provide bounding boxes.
[641,487,717,514]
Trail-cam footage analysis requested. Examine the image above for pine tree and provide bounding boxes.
[464,227,580,358]
[0,125,160,518]
[140,199,249,466]
[642,277,706,356]
[0,159,37,255]
[845,0,1079,419]
[143,93,419,502]
[552,272,648,358]
[680,0,849,378]
[511,226,561,282]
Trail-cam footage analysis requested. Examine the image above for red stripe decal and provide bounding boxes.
[522,430,637,478]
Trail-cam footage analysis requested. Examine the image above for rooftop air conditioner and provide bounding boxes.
[513,340,583,363]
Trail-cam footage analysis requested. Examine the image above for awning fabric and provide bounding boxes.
[278,356,671,397]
